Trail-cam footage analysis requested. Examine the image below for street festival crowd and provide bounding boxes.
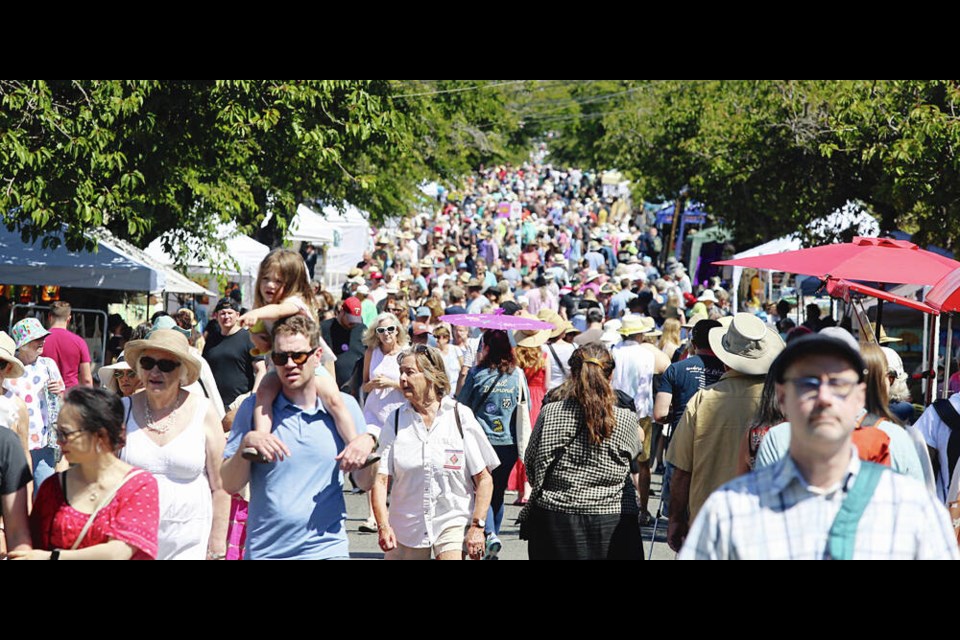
[1,160,959,560]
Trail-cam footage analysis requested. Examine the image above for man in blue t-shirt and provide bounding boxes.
[222,316,378,560]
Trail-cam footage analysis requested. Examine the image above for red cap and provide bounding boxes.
[342,297,363,323]
[412,322,432,336]
[370,272,383,280]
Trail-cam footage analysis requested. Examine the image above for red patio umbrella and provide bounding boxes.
[926,267,960,313]
[824,277,939,315]
[714,236,960,286]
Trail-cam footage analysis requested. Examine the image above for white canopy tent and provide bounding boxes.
[288,204,371,287]
[145,223,271,312]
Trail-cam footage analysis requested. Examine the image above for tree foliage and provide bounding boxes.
[0,80,528,264]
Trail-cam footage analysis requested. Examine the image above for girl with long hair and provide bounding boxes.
[521,343,643,560]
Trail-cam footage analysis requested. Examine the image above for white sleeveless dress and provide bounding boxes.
[362,347,406,429]
[120,396,212,560]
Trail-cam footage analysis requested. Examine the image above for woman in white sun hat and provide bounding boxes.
[119,329,229,560]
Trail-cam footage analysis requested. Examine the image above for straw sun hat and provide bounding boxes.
[514,312,553,348]
[0,331,25,378]
[123,329,202,386]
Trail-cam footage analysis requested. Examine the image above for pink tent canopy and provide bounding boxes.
[926,267,960,313]
[714,236,960,287]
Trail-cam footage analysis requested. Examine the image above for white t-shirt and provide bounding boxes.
[378,399,500,548]
[542,340,576,391]
[610,340,655,418]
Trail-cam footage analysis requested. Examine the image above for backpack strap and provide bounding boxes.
[827,462,885,560]
[394,409,400,437]
[932,399,960,483]
[454,403,463,439]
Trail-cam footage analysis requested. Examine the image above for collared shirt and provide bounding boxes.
[665,370,764,522]
[224,391,368,560]
[680,448,959,560]
[378,398,499,549]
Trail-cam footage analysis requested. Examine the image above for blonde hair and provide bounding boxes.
[254,248,318,320]
[362,313,410,349]
[515,344,545,373]
[659,317,682,350]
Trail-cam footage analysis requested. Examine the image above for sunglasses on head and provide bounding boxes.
[139,357,181,373]
[376,326,398,335]
[270,350,316,366]
[114,369,138,379]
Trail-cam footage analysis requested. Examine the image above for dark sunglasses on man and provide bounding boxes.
[270,349,317,366]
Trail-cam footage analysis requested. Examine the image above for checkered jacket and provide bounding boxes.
[525,398,641,516]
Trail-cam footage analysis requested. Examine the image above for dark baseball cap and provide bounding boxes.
[214,297,241,313]
[769,334,867,384]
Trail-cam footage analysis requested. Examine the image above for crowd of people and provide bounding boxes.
[1,159,959,560]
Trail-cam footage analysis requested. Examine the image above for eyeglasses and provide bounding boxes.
[52,427,84,444]
[114,369,138,379]
[376,326,398,335]
[385,308,402,314]
[784,376,861,400]
[270,349,316,366]
[139,357,181,373]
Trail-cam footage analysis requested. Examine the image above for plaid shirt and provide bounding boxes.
[680,447,959,560]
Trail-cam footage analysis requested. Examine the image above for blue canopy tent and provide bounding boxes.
[0,226,161,291]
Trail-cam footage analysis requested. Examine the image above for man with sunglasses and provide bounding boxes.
[222,315,377,560]
[679,334,957,560]
[202,297,267,409]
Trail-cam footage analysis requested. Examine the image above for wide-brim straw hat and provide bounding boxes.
[536,309,566,339]
[0,331,25,378]
[866,322,902,344]
[99,357,133,394]
[683,312,709,329]
[619,314,655,336]
[514,312,553,348]
[708,312,785,376]
[123,329,202,386]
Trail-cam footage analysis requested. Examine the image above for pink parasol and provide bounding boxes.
[439,311,555,331]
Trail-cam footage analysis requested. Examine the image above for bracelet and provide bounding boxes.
[207,551,226,560]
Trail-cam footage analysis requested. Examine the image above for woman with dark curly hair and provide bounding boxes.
[520,343,644,560]
[10,386,160,560]
[457,328,530,558]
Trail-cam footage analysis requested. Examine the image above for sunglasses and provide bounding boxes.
[52,427,84,444]
[376,326,398,335]
[270,349,316,366]
[139,357,182,373]
[114,369,139,379]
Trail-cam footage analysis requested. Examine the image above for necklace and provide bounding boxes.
[143,393,184,434]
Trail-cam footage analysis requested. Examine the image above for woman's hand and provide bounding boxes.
[377,524,397,552]
[47,378,64,396]
[465,525,485,560]
[7,549,52,560]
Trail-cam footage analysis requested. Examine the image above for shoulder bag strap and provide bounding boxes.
[826,462,885,560]
[547,343,568,376]
[71,469,146,551]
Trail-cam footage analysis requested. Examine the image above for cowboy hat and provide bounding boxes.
[583,270,601,284]
[123,329,202,386]
[536,309,566,339]
[618,314,655,336]
[514,312,552,348]
[866,322,902,344]
[708,312,785,376]
[0,331,24,378]
[683,312,709,329]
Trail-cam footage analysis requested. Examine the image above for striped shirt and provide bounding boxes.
[679,447,959,560]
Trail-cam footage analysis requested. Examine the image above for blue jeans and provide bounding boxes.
[31,446,57,498]
[486,444,519,536]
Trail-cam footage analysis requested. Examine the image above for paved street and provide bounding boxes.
[343,469,676,560]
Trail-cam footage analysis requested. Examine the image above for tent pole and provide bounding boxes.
[875,295,884,342]
[930,313,941,404]
[922,312,930,399]
[944,314,953,399]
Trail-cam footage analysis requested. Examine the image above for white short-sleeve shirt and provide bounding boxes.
[378,398,500,549]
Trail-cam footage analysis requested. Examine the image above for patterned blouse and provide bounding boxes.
[525,398,641,516]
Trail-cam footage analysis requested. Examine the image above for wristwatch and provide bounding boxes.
[471,517,486,529]
[50,549,60,560]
